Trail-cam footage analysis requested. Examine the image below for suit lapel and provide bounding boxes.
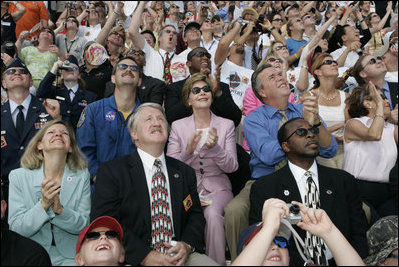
[166,157,183,237]
[279,165,303,203]
[317,165,335,213]
[129,152,151,227]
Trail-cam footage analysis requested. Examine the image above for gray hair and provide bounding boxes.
[127,103,169,143]
[158,24,177,37]
[251,63,274,103]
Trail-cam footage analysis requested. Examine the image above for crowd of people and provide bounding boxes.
[1,1,398,266]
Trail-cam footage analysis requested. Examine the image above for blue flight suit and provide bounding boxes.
[76,95,140,180]
[36,72,98,130]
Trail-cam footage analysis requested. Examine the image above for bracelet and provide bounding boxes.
[374,114,384,119]
[313,120,322,127]
[301,65,308,70]
[113,10,120,15]
[294,53,299,59]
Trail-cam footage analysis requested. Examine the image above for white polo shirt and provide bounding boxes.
[142,41,175,82]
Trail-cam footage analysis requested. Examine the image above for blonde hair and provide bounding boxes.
[182,73,214,111]
[20,120,87,171]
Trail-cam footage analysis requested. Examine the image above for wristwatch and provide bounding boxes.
[313,119,322,127]
[187,244,195,254]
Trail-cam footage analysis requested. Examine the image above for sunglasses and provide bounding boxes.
[192,51,211,59]
[321,59,338,66]
[274,45,287,51]
[272,18,283,22]
[117,64,140,72]
[274,236,289,248]
[41,28,53,34]
[4,68,29,75]
[284,126,320,142]
[304,15,313,20]
[86,230,119,240]
[128,49,145,56]
[110,32,125,40]
[191,85,212,95]
[267,57,283,63]
[362,56,383,69]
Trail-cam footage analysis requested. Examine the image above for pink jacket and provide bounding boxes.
[167,112,238,192]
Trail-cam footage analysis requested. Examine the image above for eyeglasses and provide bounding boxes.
[267,57,283,63]
[164,29,178,35]
[362,56,383,69]
[191,85,212,94]
[128,49,145,56]
[273,236,289,248]
[117,63,140,72]
[110,31,125,40]
[272,18,283,22]
[86,230,119,240]
[192,51,211,59]
[274,45,287,51]
[284,126,320,142]
[4,68,29,75]
[321,59,338,66]
[41,28,53,34]
[170,4,178,9]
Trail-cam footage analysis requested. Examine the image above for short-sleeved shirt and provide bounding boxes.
[9,1,49,39]
[19,46,59,89]
[286,38,308,67]
[56,34,88,66]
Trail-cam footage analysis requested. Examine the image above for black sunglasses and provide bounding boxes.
[274,45,287,51]
[4,68,29,75]
[274,236,289,248]
[117,63,140,72]
[272,18,283,22]
[284,126,320,142]
[191,85,212,95]
[321,59,338,66]
[110,31,125,40]
[192,51,211,59]
[128,49,145,56]
[362,56,383,69]
[86,230,119,240]
[267,57,283,63]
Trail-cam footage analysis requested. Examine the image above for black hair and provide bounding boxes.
[141,30,156,44]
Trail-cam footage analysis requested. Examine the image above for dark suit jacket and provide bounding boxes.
[103,74,166,105]
[387,82,398,109]
[165,78,242,127]
[249,164,369,265]
[36,72,98,129]
[90,151,205,265]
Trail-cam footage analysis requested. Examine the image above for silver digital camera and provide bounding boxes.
[283,204,302,224]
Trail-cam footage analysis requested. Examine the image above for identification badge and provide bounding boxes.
[183,194,193,212]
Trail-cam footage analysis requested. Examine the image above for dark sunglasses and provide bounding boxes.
[191,85,212,95]
[4,68,29,75]
[110,32,125,40]
[117,64,140,72]
[192,51,211,59]
[321,59,338,66]
[362,56,383,69]
[86,230,119,240]
[267,57,283,63]
[284,126,320,142]
[128,49,145,56]
[274,236,289,248]
[274,45,287,51]
[272,18,283,22]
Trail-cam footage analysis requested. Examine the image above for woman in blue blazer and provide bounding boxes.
[8,120,91,266]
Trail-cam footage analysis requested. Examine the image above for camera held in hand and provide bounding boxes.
[59,60,77,71]
[3,42,16,57]
[283,204,302,224]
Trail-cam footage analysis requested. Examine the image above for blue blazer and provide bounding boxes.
[8,164,91,259]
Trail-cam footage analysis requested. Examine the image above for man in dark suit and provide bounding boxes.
[103,47,166,105]
[1,58,60,204]
[90,103,217,266]
[36,55,98,130]
[249,117,369,265]
[164,46,242,127]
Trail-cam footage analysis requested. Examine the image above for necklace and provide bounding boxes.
[319,91,338,101]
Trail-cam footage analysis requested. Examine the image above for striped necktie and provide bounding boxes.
[275,110,288,171]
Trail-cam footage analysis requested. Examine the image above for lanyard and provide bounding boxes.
[201,39,216,51]
[65,37,76,54]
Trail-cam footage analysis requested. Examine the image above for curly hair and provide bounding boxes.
[345,85,372,118]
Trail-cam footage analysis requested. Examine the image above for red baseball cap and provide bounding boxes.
[76,216,123,254]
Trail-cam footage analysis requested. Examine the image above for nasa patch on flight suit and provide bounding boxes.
[77,109,86,128]
[183,194,193,212]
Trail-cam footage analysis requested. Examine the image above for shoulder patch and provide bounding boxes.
[77,109,86,128]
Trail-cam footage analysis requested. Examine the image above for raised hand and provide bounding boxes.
[205,127,218,149]
[300,89,320,126]
[41,178,61,211]
[186,131,202,154]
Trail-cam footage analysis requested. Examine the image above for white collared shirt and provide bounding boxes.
[66,84,79,102]
[9,94,31,127]
[288,160,319,204]
[142,41,175,82]
[137,148,175,235]
[330,45,359,69]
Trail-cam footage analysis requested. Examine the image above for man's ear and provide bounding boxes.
[75,253,84,266]
[258,88,267,99]
[281,141,290,153]
[186,60,192,68]
[111,74,115,84]
[130,130,138,144]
